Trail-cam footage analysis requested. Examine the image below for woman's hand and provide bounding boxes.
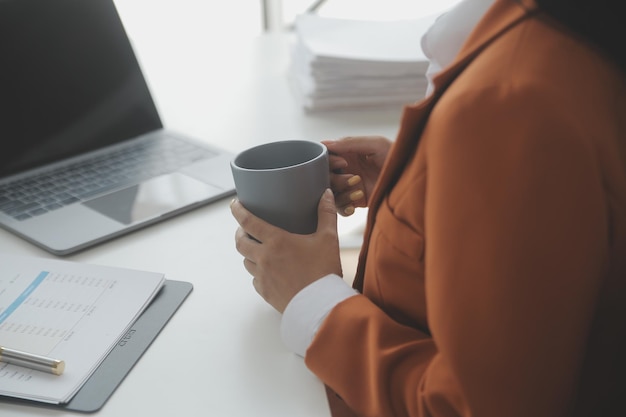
[322,136,392,216]
[231,189,343,313]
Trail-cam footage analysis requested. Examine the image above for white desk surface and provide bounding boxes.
[0,3,403,415]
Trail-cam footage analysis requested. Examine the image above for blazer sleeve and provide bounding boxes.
[304,84,609,417]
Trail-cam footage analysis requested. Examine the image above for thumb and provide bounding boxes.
[317,188,338,232]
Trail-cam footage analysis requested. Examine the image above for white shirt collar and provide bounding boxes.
[421,0,495,95]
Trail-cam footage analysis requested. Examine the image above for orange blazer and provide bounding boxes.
[306,1,626,416]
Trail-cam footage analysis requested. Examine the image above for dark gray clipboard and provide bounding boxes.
[0,279,193,413]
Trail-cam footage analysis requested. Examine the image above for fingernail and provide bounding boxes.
[349,190,364,201]
[344,205,355,215]
[347,175,361,186]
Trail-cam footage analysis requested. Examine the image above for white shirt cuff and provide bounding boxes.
[280,274,358,357]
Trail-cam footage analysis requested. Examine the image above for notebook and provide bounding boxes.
[0,253,193,412]
[0,0,236,255]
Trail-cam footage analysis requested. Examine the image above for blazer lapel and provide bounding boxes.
[353,0,538,291]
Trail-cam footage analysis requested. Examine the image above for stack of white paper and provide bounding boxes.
[289,13,440,111]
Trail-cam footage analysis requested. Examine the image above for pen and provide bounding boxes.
[0,346,65,376]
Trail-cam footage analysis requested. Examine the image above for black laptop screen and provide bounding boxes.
[0,0,163,178]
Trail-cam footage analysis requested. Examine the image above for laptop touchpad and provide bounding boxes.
[82,173,223,225]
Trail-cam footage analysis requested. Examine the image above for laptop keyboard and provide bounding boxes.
[0,136,217,221]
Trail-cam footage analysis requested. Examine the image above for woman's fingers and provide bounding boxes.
[330,174,362,192]
[231,199,280,246]
[328,154,348,173]
[329,174,365,216]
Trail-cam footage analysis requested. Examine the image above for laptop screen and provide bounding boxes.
[0,0,162,178]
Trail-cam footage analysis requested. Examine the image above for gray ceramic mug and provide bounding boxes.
[230,140,330,235]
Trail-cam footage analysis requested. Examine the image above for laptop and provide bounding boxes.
[0,0,236,256]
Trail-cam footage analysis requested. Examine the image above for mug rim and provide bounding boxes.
[231,140,327,172]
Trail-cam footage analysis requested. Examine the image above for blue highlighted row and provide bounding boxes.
[0,271,49,325]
